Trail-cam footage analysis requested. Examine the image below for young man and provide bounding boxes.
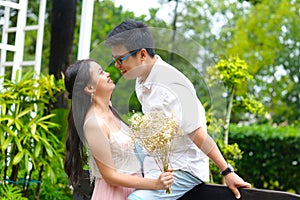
[105,19,251,200]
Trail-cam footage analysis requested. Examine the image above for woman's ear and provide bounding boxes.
[84,85,94,95]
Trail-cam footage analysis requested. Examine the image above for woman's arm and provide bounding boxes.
[95,158,173,190]
[84,115,173,190]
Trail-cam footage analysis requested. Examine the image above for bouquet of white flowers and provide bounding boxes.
[130,111,182,194]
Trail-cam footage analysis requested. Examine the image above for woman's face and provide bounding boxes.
[89,61,115,94]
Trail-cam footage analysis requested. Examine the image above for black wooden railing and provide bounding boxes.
[73,171,300,200]
[178,184,300,200]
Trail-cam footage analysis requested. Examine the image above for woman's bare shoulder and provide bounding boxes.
[84,113,110,139]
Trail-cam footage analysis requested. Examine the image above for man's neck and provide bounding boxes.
[140,56,158,82]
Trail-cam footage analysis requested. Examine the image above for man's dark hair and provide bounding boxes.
[105,19,156,57]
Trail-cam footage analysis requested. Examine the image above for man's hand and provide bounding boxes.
[224,172,251,199]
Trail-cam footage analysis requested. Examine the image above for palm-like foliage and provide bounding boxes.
[0,71,65,198]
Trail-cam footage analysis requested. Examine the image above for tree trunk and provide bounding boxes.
[35,164,44,200]
[49,0,76,108]
[224,86,235,146]
[169,0,179,64]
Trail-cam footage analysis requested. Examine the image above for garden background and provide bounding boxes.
[0,0,299,199]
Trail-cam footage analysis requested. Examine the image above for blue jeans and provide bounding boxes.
[128,170,203,200]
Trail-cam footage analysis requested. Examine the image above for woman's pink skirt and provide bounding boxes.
[91,173,142,200]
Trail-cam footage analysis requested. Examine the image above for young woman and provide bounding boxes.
[64,59,173,200]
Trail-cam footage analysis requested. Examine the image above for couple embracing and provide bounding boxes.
[64,19,251,200]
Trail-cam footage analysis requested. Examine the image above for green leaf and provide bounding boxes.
[38,123,49,131]
[14,136,23,151]
[12,150,24,165]
[16,106,33,119]
[36,113,56,123]
[1,115,13,123]
[1,103,6,115]
[1,126,17,137]
[2,137,13,151]
[46,165,56,184]
[31,134,40,142]
[14,119,22,131]
[24,150,29,171]
[34,142,42,157]
[45,147,53,157]
[31,123,37,135]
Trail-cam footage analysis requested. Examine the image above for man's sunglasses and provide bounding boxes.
[112,49,140,65]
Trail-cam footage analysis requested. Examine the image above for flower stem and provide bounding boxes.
[163,163,172,194]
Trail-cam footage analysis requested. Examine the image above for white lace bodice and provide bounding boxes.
[86,120,141,183]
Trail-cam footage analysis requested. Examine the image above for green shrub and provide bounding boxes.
[0,183,28,200]
[0,72,68,198]
[229,124,300,193]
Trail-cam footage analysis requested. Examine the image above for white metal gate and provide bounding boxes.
[0,0,46,81]
[0,0,95,82]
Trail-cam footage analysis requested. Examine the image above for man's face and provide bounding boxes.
[111,45,144,79]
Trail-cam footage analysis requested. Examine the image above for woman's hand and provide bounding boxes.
[156,170,174,190]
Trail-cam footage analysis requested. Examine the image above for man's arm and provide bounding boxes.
[188,127,251,199]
